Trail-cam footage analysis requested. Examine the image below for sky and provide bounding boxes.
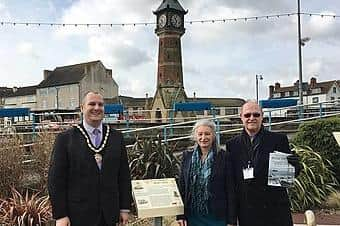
[0,0,339,101]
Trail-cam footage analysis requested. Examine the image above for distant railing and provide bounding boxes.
[0,100,339,148]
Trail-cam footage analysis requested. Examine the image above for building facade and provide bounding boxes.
[2,60,118,112]
[269,77,340,105]
[36,60,118,111]
[3,86,37,110]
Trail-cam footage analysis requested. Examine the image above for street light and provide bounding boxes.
[256,74,263,104]
[297,0,310,106]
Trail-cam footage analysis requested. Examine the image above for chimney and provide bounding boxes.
[274,82,280,90]
[269,85,274,98]
[145,93,149,109]
[294,80,299,87]
[193,92,196,100]
[43,70,52,80]
[310,77,317,88]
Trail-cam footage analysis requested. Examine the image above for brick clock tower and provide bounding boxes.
[151,0,187,122]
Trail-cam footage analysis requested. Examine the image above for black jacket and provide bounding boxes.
[48,124,132,226]
[177,148,236,224]
[226,128,293,226]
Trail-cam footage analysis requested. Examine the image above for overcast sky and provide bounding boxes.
[0,0,339,101]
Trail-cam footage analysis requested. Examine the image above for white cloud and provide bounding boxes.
[16,42,40,60]
[306,11,336,35]
[55,0,158,38]
[16,42,33,54]
[88,34,152,71]
[0,2,11,19]
[1,0,340,100]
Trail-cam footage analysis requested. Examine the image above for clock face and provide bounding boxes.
[158,14,167,28]
[171,14,182,28]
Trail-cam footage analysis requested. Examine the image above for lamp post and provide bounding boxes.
[256,74,263,104]
[297,0,303,106]
[297,0,311,118]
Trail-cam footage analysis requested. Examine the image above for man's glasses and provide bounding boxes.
[243,112,261,118]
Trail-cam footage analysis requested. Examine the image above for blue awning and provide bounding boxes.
[259,99,298,108]
[104,104,124,114]
[174,102,212,111]
[0,108,31,117]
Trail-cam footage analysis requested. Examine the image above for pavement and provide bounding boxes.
[294,225,340,226]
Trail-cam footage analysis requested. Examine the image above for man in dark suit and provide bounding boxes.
[226,101,300,226]
[48,91,132,226]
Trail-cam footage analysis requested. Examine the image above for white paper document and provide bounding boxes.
[268,151,295,187]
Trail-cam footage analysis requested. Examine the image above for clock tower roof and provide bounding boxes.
[154,0,186,14]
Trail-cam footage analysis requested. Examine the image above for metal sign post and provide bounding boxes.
[153,217,163,226]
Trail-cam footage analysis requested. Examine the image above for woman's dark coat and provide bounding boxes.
[177,148,236,224]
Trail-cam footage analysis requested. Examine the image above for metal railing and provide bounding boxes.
[0,100,339,149]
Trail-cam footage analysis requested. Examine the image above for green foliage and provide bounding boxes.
[128,136,181,180]
[0,187,52,226]
[292,117,340,182]
[289,144,339,212]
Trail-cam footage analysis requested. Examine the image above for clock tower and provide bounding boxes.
[152,0,188,122]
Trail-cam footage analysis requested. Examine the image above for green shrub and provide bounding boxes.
[288,144,339,212]
[292,117,340,182]
[128,136,181,180]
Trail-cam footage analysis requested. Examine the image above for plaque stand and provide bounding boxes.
[153,216,163,226]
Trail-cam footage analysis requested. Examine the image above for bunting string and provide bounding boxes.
[0,12,339,28]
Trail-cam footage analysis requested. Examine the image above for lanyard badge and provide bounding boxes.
[243,161,254,180]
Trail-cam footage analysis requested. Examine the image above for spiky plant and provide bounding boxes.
[128,136,181,180]
[288,144,339,212]
[0,187,52,226]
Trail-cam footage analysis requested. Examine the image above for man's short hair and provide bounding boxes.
[82,91,103,104]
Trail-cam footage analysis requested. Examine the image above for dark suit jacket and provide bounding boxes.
[177,148,236,224]
[48,124,132,226]
[226,128,293,226]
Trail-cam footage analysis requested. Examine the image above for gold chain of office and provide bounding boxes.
[75,124,110,153]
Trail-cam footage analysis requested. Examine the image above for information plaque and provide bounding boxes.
[333,132,340,146]
[131,178,184,218]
